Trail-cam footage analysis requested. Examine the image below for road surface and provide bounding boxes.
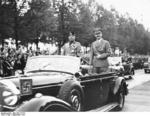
[121,69,150,112]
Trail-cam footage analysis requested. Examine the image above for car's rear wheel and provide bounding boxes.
[115,84,125,111]
[58,80,84,111]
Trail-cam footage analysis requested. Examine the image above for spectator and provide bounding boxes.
[14,54,24,73]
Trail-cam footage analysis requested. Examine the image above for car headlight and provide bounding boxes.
[0,80,20,107]
[2,91,18,106]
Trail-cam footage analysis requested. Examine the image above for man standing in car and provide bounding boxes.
[89,28,112,73]
[62,31,82,57]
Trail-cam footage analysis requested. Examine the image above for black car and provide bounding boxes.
[0,55,128,112]
[108,56,134,80]
[143,58,150,73]
[122,61,134,76]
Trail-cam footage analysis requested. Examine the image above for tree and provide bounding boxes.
[21,0,57,49]
[52,0,84,54]
[0,0,14,46]
[0,0,30,48]
[1,0,150,55]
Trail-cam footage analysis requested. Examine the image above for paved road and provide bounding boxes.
[127,69,150,89]
[121,69,150,112]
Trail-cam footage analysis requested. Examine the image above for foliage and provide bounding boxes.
[1,0,150,54]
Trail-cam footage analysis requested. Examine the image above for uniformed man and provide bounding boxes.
[89,28,112,73]
[62,31,82,57]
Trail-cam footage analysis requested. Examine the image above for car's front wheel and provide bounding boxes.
[116,84,125,111]
[58,80,84,111]
[70,88,82,111]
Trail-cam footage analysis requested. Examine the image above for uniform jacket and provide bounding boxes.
[89,39,112,68]
[62,41,82,57]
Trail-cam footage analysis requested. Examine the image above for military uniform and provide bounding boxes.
[89,39,112,73]
[62,41,82,57]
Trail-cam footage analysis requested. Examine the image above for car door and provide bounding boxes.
[100,73,115,104]
[80,74,104,110]
[80,72,116,110]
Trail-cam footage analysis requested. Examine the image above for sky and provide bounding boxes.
[94,0,150,30]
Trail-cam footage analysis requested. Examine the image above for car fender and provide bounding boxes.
[0,80,20,107]
[16,95,74,112]
[113,77,125,94]
[58,79,85,111]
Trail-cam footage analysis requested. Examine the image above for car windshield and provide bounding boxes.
[24,55,81,74]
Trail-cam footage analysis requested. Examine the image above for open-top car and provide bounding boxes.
[108,56,124,74]
[108,56,134,80]
[0,55,128,112]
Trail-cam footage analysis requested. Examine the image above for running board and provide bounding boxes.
[89,102,118,112]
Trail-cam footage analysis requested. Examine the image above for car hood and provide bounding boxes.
[0,72,73,89]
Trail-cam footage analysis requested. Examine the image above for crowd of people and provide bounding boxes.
[0,45,53,77]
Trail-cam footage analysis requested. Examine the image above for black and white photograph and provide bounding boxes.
[0,0,150,113]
